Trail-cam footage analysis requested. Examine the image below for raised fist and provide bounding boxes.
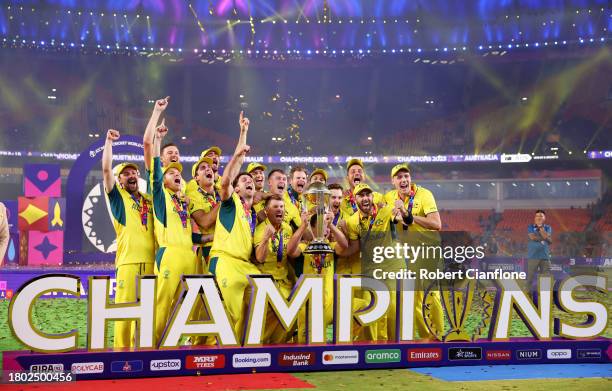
[107,129,120,141]
[154,96,170,112]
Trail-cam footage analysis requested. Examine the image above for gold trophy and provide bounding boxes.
[303,182,333,254]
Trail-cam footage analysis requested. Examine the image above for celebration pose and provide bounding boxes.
[102,129,155,348]
[208,112,262,342]
[150,125,205,345]
[253,194,294,343]
[384,163,443,340]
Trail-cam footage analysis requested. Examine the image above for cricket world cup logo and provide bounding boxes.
[440,279,475,341]
[423,278,493,342]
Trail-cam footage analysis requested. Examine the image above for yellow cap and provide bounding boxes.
[191,156,214,178]
[246,162,267,174]
[201,146,222,158]
[309,168,328,182]
[353,183,373,195]
[391,163,410,178]
[162,161,183,175]
[346,158,364,172]
[113,162,139,177]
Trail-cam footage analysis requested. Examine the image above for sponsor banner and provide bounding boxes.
[278,352,315,367]
[407,348,442,362]
[365,349,401,364]
[110,360,143,373]
[448,347,482,361]
[322,350,359,365]
[150,359,181,371]
[186,354,226,370]
[232,353,271,368]
[577,349,602,359]
[71,362,104,374]
[30,363,64,372]
[547,349,572,360]
[486,350,511,361]
[516,349,542,360]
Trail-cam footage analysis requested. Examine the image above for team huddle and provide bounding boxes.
[102,97,445,348]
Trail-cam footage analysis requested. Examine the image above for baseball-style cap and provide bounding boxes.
[191,156,214,177]
[246,162,267,174]
[346,158,364,172]
[353,183,373,195]
[113,163,139,177]
[310,168,328,182]
[391,163,410,178]
[201,146,222,158]
[162,161,183,175]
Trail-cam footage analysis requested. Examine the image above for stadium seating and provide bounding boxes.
[439,209,493,233]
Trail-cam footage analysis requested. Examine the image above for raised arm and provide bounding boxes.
[236,110,249,154]
[220,112,252,201]
[287,212,311,258]
[102,129,120,193]
[219,145,250,201]
[143,97,169,170]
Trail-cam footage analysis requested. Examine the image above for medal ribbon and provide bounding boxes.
[332,211,340,226]
[346,190,358,213]
[170,194,188,228]
[288,186,300,209]
[130,193,149,229]
[198,187,220,208]
[313,254,326,274]
[242,199,256,235]
[272,229,284,266]
[400,185,416,231]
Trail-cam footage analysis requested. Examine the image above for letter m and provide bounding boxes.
[244,275,324,345]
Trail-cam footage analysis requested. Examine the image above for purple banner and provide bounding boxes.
[3,339,610,380]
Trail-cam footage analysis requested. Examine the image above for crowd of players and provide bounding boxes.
[102,97,444,348]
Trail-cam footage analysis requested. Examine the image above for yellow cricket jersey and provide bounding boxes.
[384,185,438,232]
[209,192,256,262]
[254,195,302,231]
[106,184,155,266]
[152,157,194,249]
[346,204,404,286]
[187,185,220,258]
[253,220,293,280]
[340,189,385,217]
[285,188,304,212]
[346,204,397,242]
[294,242,337,278]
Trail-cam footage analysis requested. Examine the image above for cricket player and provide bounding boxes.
[208,112,261,343]
[344,184,413,341]
[151,126,206,345]
[253,194,294,343]
[288,211,350,343]
[186,145,223,195]
[287,166,308,212]
[256,169,302,231]
[384,163,444,340]
[247,162,267,204]
[101,129,155,348]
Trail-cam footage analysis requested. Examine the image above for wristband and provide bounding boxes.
[403,213,414,225]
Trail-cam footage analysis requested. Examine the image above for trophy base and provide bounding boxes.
[303,241,334,254]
